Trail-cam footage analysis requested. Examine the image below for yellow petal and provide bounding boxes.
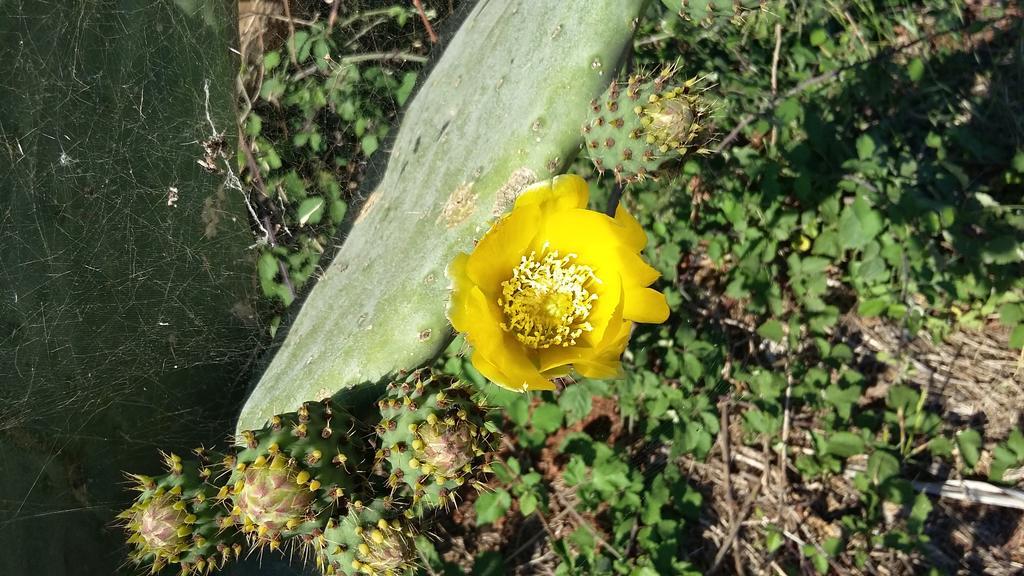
[611,246,661,288]
[465,204,541,299]
[533,210,660,287]
[579,271,622,346]
[622,287,670,324]
[445,253,473,331]
[471,351,556,392]
[613,203,648,251]
[574,320,632,378]
[514,174,589,212]
[574,358,624,379]
[536,303,628,374]
[460,288,555,392]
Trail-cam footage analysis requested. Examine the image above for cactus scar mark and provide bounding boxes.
[439,182,478,228]
[355,188,382,224]
[491,167,536,216]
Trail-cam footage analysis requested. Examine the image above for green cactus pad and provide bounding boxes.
[119,449,242,575]
[316,498,417,576]
[375,370,497,510]
[226,398,371,550]
[584,67,713,184]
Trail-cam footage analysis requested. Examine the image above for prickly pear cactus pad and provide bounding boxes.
[237,1,647,432]
[375,369,497,509]
[227,398,370,550]
[119,450,242,575]
[317,499,417,576]
[584,67,713,183]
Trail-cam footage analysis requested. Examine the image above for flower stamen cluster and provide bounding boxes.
[499,246,598,349]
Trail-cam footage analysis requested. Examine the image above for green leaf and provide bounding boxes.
[826,431,866,458]
[907,58,924,82]
[564,456,587,486]
[559,385,592,425]
[810,29,828,47]
[956,428,982,469]
[472,551,506,576]
[330,199,348,224]
[857,297,888,317]
[907,493,933,533]
[856,134,876,160]
[867,450,901,484]
[395,72,417,106]
[259,76,286,102]
[263,50,281,71]
[361,134,379,156]
[823,383,861,420]
[757,319,785,343]
[1007,430,1024,460]
[886,385,919,412]
[1013,150,1024,173]
[474,489,512,525]
[765,528,784,553]
[297,197,325,226]
[823,536,843,556]
[506,395,530,427]
[1000,303,1023,327]
[257,251,279,285]
[532,403,563,434]
[928,436,954,457]
[1010,325,1024,349]
[839,196,883,250]
[519,492,538,516]
[989,445,1019,482]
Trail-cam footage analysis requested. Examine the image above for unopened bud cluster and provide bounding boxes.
[120,370,497,576]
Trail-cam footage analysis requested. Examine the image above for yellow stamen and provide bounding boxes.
[499,247,598,349]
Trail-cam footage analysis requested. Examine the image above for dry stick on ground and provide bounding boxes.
[281,0,298,65]
[412,0,439,44]
[714,399,745,576]
[326,0,342,32]
[769,22,782,149]
[504,507,573,564]
[709,480,765,574]
[554,493,626,562]
[777,353,794,528]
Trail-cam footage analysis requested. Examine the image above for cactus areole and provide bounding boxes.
[237,0,648,432]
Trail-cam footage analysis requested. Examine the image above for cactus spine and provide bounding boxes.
[584,67,713,184]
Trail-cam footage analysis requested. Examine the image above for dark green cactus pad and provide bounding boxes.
[584,67,713,184]
[226,398,372,550]
[375,370,497,511]
[119,449,242,575]
[316,498,417,576]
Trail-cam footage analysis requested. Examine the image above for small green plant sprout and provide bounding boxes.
[584,64,713,184]
[226,398,370,551]
[375,369,498,511]
[317,498,418,576]
[118,449,242,575]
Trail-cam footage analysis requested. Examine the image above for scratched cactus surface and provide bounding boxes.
[238,1,647,431]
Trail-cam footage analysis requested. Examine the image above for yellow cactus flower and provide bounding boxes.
[446,174,669,391]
